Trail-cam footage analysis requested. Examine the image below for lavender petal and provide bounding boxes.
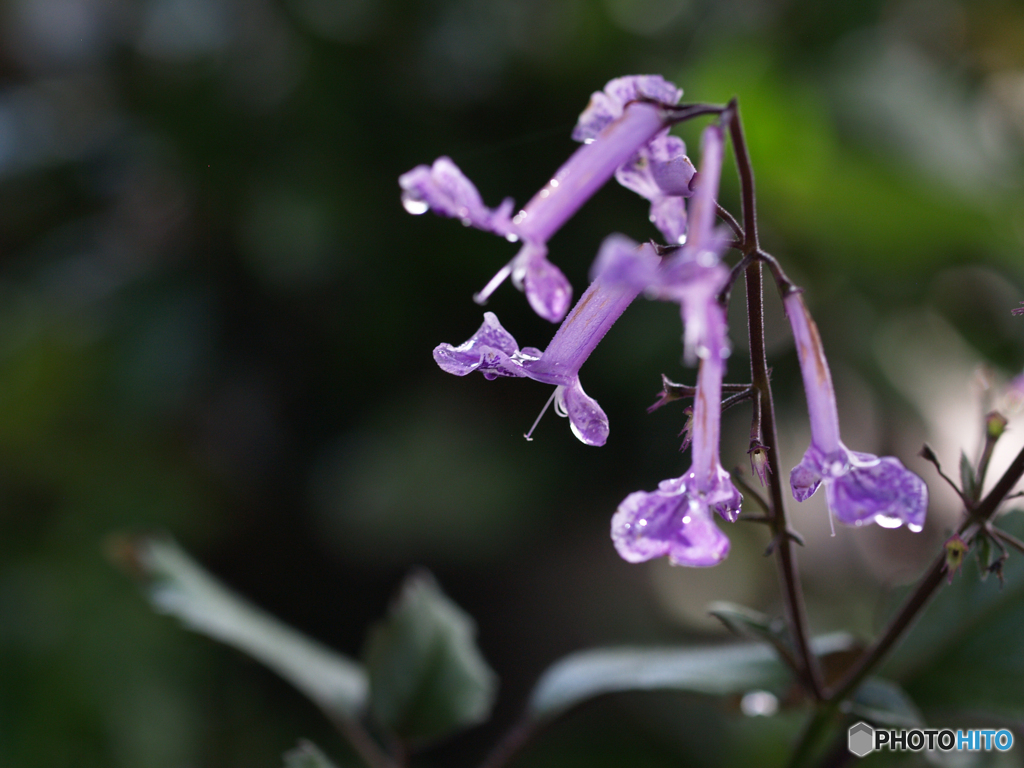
[556,379,609,447]
[610,477,731,567]
[433,312,525,380]
[826,455,928,530]
[399,157,514,237]
[573,75,683,143]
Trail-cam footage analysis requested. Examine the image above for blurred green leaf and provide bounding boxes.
[527,633,856,720]
[708,601,794,664]
[363,571,497,745]
[283,740,339,768]
[884,516,1024,718]
[117,535,367,718]
[847,678,923,728]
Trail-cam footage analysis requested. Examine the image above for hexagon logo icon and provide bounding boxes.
[848,722,874,757]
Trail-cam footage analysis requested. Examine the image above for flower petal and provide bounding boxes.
[573,75,683,142]
[611,477,731,566]
[555,379,609,447]
[433,312,525,380]
[790,447,824,502]
[399,157,513,236]
[520,249,572,323]
[825,455,928,530]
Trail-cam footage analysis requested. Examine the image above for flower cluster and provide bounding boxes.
[403,75,929,568]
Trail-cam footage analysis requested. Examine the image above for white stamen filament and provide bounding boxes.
[473,262,513,305]
[524,389,558,441]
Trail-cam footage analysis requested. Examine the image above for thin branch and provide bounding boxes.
[716,202,744,240]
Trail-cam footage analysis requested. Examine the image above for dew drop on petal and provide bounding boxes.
[549,178,559,188]
[875,515,903,529]
[584,138,595,145]
[908,523,923,533]
[697,249,716,267]
[506,233,519,243]
[638,518,647,527]
[402,195,429,215]
[682,515,691,524]
[461,217,472,226]
[540,189,550,198]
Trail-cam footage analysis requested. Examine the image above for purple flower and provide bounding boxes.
[433,236,660,446]
[609,125,741,567]
[785,292,928,530]
[402,75,684,322]
[615,134,696,245]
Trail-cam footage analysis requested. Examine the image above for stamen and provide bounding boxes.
[828,505,836,537]
[473,262,513,305]
[524,389,558,441]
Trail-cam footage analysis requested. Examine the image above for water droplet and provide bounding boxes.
[584,138,595,145]
[513,211,527,225]
[505,233,519,243]
[402,195,429,215]
[908,523,923,533]
[540,189,550,198]
[697,249,716,267]
[875,515,903,529]
[638,518,648,527]
[681,515,691,524]
[649,214,657,223]
[549,178,559,188]
[741,691,778,717]
[677,233,687,245]
[461,217,472,226]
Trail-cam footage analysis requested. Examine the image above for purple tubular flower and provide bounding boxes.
[403,75,684,323]
[609,125,741,567]
[434,235,660,446]
[785,292,928,530]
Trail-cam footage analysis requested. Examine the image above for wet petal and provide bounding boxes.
[573,75,683,142]
[611,477,731,567]
[521,252,572,323]
[399,157,513,236]
[555,379,609,447]
[433,312,525,380]
[790,447,824,502]
[826,455,928,530]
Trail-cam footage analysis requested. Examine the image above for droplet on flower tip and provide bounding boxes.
[460,217,472,226]
[505,233,519,243]
[908,523,923,533]
[677,234,687,245]
[649,214,657,223]
[874,515,903,529]
[402,195,429,215]
[584,138,595,145]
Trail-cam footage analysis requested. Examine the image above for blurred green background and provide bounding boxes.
[1,0,1023,765]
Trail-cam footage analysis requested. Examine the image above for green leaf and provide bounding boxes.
[959,451,977,500]
[883,515,1024,718]
[527,633,856,721]
[363,571,497,745]
[707,601,794,663]
[117,535,367,718]
[283,740,339,768]
[846,678,923,728]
